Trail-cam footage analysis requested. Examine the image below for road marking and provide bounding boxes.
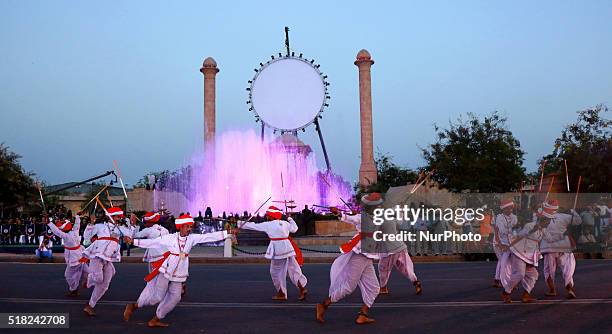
[2,297,612,308]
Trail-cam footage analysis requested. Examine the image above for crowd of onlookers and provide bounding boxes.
[1,201,609,259]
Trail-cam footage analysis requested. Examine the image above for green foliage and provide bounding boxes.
[354,152,419,201]
[539,104,611,192]
[421,111,525,193]
[0,143,38,212]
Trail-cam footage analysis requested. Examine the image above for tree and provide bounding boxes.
[421,112,525,193]
[0,143,38,213]
[355,152,419,199]
[539,104,611,192]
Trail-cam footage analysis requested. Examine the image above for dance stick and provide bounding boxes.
[410,170,434,194]
[82,185,110,210]
[237,196,272,229]
[312,204,351,213]
[544,175,555,202]
[538,160,547,192]
[113,160,129,200]
[568,175,583,227]
[36,182,46,212]
[106,189,114,207]
[319,173,352,210]
[573,176,582,210]
[411,171,425,193]
[564,159,570,192]
[280,172,288,213]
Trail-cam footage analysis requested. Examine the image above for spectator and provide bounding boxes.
[36,237,53,262]
[301,205,315,235]
[205,207,213,219]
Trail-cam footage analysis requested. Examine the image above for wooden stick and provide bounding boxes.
[320,173,351,210]
[36,182,46,212]
[544,175,555,202]
[106,189,114,207]
[564,159,570,192]
[538,160,547,192]
[83,185,110,210]
[573,176,582,210]
[238,196,272,229]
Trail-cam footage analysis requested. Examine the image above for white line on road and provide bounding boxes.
[1,298,612,308]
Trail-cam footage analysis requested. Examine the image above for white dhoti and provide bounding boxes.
[378,250,418,287]
[543,252,576,287]
[87,258,116,308]
[65,263,87,291]
[504,254,538,294]
[494,247,512,287]
[136,275,182,319]
[270,256,307,296]
[329,252,380,307]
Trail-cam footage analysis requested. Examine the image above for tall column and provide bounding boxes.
[200,57,219,151]
[355,49,377,186]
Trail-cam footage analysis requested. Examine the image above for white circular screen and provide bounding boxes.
[251,58,325,131]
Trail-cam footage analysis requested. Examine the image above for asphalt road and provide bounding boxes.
[0,260,611,333]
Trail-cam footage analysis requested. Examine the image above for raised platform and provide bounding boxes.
[314,219,355,236]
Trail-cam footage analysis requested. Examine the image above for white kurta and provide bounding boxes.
[133,231,228,282]
[540,211,581,253]
[239,218,297,260]
[134,224,170,263]
[47,215,84,266]
[510,221,543,266]
[83,222,136,262]
[339,213,379,259]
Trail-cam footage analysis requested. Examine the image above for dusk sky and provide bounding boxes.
[1,0,611,186]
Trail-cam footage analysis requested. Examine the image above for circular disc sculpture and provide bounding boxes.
[248,55,330,132]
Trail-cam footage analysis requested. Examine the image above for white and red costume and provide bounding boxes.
[540,200,582,291]
[328,195,381,308]
[133,212,169,272]
[46,215,87,292]
[492,199,517,287]
[82,207,136,309]
[131,214,229,321]
[238,206,307,298]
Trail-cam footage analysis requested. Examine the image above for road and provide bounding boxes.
[0,260,611,333]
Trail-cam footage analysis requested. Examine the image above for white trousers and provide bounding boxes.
[87,258,116,308]
[65,263,87,292]
[543,252,576,287]
[378,250,418,287]
[270,256,307,296]
[504,254,538,294]
[329,252,380,307]
[494,247,512,287]
[137,275,182,319]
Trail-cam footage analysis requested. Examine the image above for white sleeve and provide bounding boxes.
[239,221,268,232]
[83,224,96,241]
[287,217,298,233]
[190,231,228,244]
[73,215,81,232]
[340,213,361,226]
[134,227,150,239]
[47,223,68,239]
[134,235,167,249]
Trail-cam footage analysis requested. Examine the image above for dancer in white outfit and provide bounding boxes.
[316,193,382,325]
[238,206,308,301]
[539,199,582,298]
[46,213,87,296]
[501,205,551,303]
[81,206,138,316]
[123,213,234,327]
[491,198,517,288]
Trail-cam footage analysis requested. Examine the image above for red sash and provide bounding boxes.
[144,251,189,282]
[97,237,119,243]
[64,245,80,251]
[339,232,373,254]
[78,257,90,264]
[269,237,304,266]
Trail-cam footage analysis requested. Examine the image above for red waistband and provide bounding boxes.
[97,237,119,243]
[269,237,289,241]
[170,252,189,257]
[64,245,81,250]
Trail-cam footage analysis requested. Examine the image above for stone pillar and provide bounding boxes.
[355,49,377,186]
[200,57,219,151]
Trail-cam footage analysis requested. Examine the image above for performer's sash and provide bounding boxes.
[339,232,373,254]
[269,237,304,266]
[144,251,189,282]
[64,244,81,251]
